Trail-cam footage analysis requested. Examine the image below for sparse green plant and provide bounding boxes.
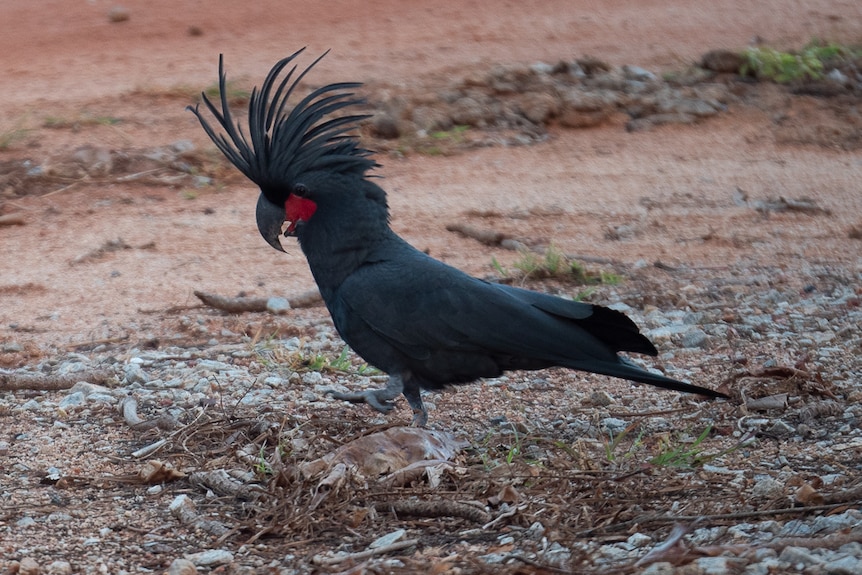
[573,287,597,301]
[603,421,643,462]
[430,124,469,142]
[648,426,715,467]
[0,127,30,150]
[329,346,353,371]
[649,426,752,469]
[504,423,523,465]
[741,40,860,84]
[493,243,625,289]
[43,114,122,129]
[201,80,251,106]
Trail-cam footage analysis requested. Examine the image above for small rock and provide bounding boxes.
[21,399,41,411]
[681,328,709,348]
[19,558,41,575]
[766,419,795,436]
[167,558,198,575]
[623,65,657,82]
[826,69,849,87]
[601,417,628,434]
[371,114,400,139]
[779,546,823,568]
[302,371,324,385]
[695,556,739,574]
[517,91,559,124]
[701,49,744,73]
[824,555,862,575]
[626,532,652,548]
[588,390,614,406]
[185,549,233,566]
[46,561,73,575]
[265,297,290,314]
[640,563,675,575]
[412,106,452,132]
[751,476,785,499]
[59,391,86,410]
[369,528,406,548]
[69,381,113,396]
[108,6,130,23]
[124,362,150,384]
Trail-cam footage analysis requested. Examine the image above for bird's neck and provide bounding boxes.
[296,199,392,296]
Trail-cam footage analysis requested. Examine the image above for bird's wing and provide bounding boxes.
[332,254,726,398]
[334,257,620,365]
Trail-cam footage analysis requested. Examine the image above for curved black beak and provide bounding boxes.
[255,193,287,252]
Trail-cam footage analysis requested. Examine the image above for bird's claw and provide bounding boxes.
[324,388,398,414]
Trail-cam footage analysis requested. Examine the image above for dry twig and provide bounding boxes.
[120,396,179,431]
[312,539,419,566]
[0,369,112,391]
[169,494,230,537]
[0,213,26,226]
[372,499,491,524]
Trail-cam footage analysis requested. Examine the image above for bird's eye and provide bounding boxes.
[293,183,309,197]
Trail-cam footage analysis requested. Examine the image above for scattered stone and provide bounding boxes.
[108,6,130,23]
[824,555,862,575]
[18,557,41,575]
[751,476,785,499]
[167,558,198,575]
[185,549,234,566]
[46,561,73,575]
[701,49,744,73]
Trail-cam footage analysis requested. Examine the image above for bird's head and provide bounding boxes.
[188,48,377,252]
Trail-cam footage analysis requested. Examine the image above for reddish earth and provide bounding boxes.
[1,1,861,573]
[2,0,861,348]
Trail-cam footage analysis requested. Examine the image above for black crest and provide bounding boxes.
[189,48,376,192]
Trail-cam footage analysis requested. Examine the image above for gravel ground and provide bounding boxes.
[2,259,860,574]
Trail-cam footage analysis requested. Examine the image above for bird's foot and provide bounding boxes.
[325,388,399,414]
[324,374,405,415]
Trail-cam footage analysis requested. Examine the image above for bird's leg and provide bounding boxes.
[325,374,404,414]
[402,381,427,427]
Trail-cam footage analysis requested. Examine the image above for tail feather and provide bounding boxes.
[580,357,728,398]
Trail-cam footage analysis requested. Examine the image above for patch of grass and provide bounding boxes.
[741,40,861,83]
[430,124,469,142]
[43,114,122,129]
[0,128,30,150]
[603,421,644,462]
[648,426,715,468]
[201,80,251,106]
[494,243,625,288]
[604,424,749,469]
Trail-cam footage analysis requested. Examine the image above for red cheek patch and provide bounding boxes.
[284,194,317,232]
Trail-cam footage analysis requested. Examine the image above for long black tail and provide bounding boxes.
[579,357,728,398]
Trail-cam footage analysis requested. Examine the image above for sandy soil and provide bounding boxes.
[1,1,861,573]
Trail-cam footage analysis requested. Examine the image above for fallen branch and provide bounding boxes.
[193,289,323,313]
[189,469,264,501]
[312,539,419,566]
[120,396,179,431]
[169,494,230,537]
[289,288,323,308]
[372,499,491,524]
[0,213,26,226]
[445,222,511,246]
[194,290,288,314]
[0,369,113,391]
[573,502,855,538]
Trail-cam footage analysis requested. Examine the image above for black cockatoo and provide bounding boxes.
[189,48,726,426]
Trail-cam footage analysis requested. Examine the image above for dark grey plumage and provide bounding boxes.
[190,50,727,425]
